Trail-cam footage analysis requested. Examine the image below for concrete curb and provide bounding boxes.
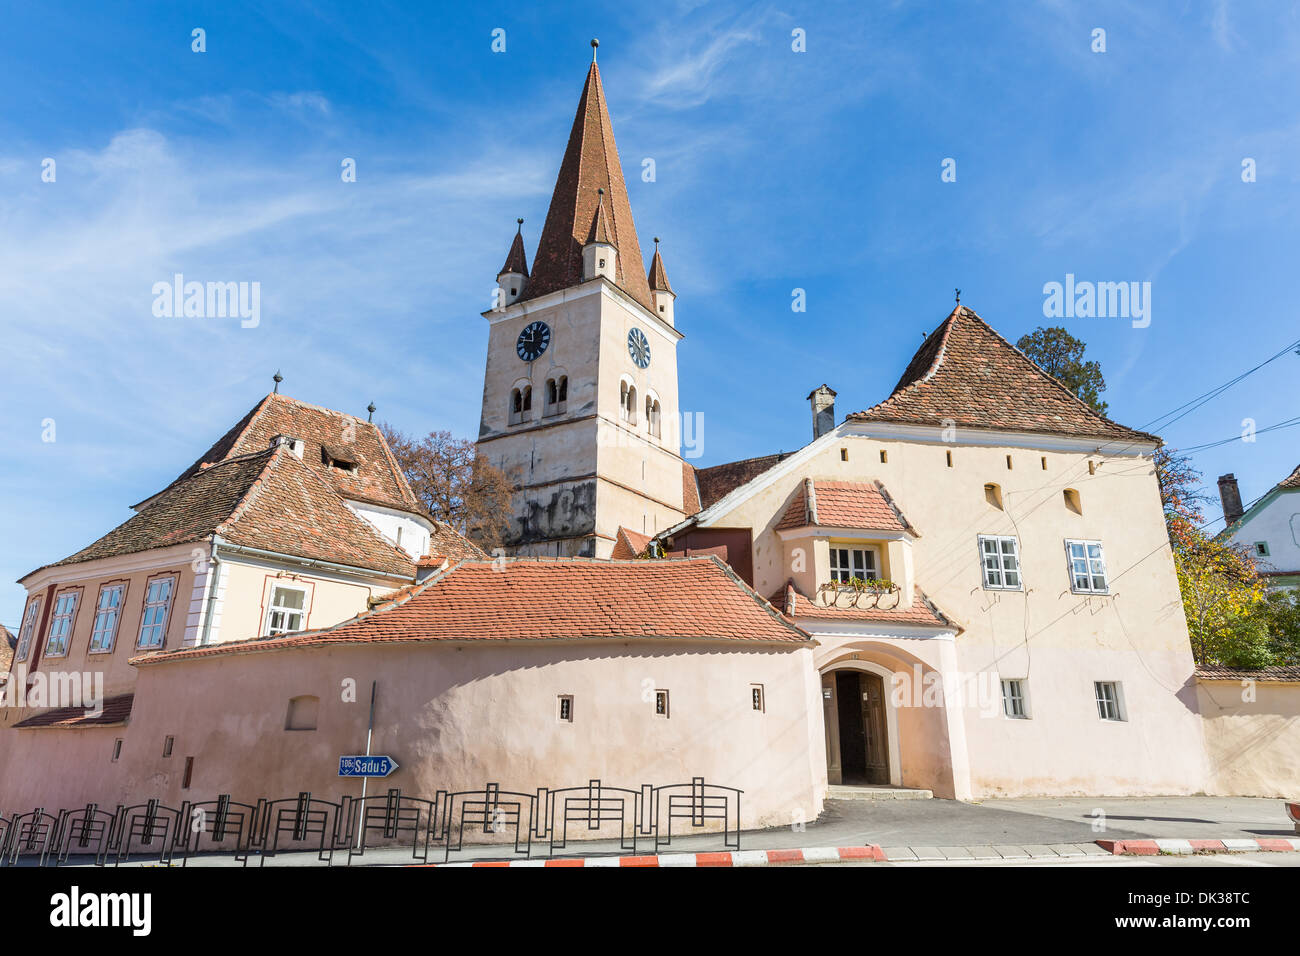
[1096,837,1300,856]
[421,845,886,867]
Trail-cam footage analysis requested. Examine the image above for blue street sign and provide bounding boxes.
[338,755,399,777]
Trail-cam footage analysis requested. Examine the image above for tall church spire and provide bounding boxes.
[524,53,653,311]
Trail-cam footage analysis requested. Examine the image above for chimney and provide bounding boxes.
[807,385,837,440]
[270,434,304,458]
[1217,474,1244,527]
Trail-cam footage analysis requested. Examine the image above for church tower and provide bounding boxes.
[477,43,689,558]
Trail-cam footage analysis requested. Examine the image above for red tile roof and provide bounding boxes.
[499,222,529,276]
[647,244,674,295]
[428,520,488,563]
[136,557,810,664]
[13,693,135,729]
[0,625,14,681]
[522,62,654,312]
[611,526,652,559]
[694,453,791,510]
[1276,464,1300,491]
[681,461,702,515]
[848,305,1159,444]
[774,479,916,535]
[1195,664,1300,682]
[35,447,416,579]
[772,582,958,631]
[148,393,421,514]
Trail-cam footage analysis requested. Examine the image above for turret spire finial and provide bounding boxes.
[273,370,283,393]
[955,287,961,304]
[591,38,599,62]
[366,402,376,422]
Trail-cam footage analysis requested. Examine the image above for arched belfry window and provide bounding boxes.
[544,374,570,417]
[646,396,662,437]
[510,383,532,426]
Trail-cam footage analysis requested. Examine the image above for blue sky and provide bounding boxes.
[2,0,1299,625]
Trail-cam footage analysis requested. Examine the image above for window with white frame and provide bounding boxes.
[557,695,574,722]
[978,535,1021,589]
[1094,681,1125,721]
[266,585,307,635]
[751,684,765,712]
[137,576,175,648]
[654,689,669,718]
[1066,540,1108,594]
[829,547,878,583]
[44,591,79,657]
[89,583,125,653]
[1001,679,1029,719]
[14,598,40,662]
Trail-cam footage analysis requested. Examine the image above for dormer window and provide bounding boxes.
[322,445,359,474]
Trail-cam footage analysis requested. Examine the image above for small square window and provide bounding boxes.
[1255,542,1269,557]
[751,684,765,712]
[163,735,174,758]
[654,689,669,718]
[558,695,573,722]
[1001,679,1028,719]
[1095,681,1125,721]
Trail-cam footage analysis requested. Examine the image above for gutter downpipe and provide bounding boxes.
[199,539,223,647]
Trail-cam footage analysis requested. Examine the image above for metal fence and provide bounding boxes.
[0,777,742,867]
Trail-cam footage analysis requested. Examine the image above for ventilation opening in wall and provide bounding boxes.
[946,450,953,467]
[1006,455,1013,470]
[1041,456,1048,470]
[841,448,848,462]
[557,695,573,722]
[1063,488,1082,515]
[285,695,320,731]
[182,756,194,789]
[880,450,888,463]
[162,735,174,758]
[1088,460,1097,475]
[985,482,1003,510]
[654,689,670,718]
[112,739,122,762]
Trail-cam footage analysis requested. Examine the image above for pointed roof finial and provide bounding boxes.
[367,402,376,422]
[591,38,599,62]
[516,217,524,232]
[273,370,283,393]
[647,237,674,294]
[955,287,961,305]
[500,219,530,276]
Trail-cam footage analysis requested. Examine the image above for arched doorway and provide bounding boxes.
[822,667,892,786]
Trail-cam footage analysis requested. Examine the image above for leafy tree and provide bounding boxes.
[1154,446,1212,532]
[1015,326,1109,416]
[1255,589,1300,665]
[1173,523,1267,666]
[380,425,514,551]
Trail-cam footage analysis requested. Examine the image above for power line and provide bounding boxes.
[1179,415,1300,455]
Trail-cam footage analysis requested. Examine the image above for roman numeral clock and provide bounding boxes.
[628,327,651,368]
[516,321,550,361]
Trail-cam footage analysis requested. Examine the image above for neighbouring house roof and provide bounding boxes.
[28,447,417,581]
[1195,664,1300,682]
[522,62,654,312]
[1220,462,1300,540]
[681,461,702,515]
[428,521,487,563]
[12,693,135,729]
[611,526,652,560]
[694,453,791,511]
[135,557,811,664]
[772,582,959,632]
[847,305,1160,445]
[142,392,421,514]
[499,223,529,277]
[774,479,917,535]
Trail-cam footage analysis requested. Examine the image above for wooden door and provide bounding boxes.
[821,672,841,785]
[862,673,890,785]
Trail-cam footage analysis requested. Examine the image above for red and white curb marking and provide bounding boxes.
[1097,838,1300,856]
[423,846,885,867]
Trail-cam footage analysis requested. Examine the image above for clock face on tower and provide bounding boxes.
[516,321,551,362]
[627,327,651,369]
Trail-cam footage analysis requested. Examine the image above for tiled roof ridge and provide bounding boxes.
[214,445,285,533]
[700,554,812,642]
[872,480,920,537]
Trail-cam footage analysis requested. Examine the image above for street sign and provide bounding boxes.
[338,755,399,778]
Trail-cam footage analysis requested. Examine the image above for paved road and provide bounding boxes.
[845,851,1300,867]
